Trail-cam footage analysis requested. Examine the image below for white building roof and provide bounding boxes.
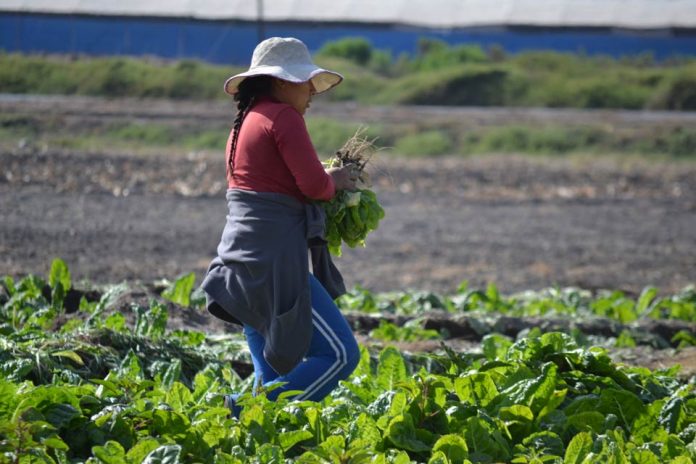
[1,0,695,29]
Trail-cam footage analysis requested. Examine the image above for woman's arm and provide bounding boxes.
[273,107,354,200]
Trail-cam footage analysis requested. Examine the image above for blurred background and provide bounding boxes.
[2,0,696,62]
[1,0,695,295]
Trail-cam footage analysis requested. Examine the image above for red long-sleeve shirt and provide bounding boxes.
[226,96,335,203]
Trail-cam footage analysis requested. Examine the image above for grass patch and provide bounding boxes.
[395,130,454,156]
[0,52,235,100]
[1,111,694,159]
[458,125,696,158]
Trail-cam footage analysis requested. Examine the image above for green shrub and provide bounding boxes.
[380,64,509,106]
[411,38,488,71]
[317,37,373,65]
[463,125,610,155]
[649,72,696,110]
[459,124,696,157]
[571,77,652,109]
[394,130,453,156]
[1,44,695,109]
[633,126,696,157]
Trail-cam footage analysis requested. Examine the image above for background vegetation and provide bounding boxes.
[2,37,696,110]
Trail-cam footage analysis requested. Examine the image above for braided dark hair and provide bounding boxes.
[227,75,274,179]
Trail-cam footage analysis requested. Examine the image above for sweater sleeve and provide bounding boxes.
[272,107,336,201]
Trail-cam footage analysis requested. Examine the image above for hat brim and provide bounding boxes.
[224,66,343,96]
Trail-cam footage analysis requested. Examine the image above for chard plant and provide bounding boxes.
[0,260,694,463]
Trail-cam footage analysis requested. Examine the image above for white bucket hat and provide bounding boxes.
[224,37,343,96]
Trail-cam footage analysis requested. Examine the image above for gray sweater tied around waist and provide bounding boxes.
[201,189,346,375]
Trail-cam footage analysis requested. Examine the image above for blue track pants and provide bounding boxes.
[243,274,360,402]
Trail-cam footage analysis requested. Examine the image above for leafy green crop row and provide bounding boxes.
[1,260,695,463]
[337,283,696,323]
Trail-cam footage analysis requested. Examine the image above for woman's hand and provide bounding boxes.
[326,165,358,191]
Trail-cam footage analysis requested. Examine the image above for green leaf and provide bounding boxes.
[197,418,229,448]
[150,409,190,437]
[103,312,127,332]
[537,388,566,421]
[454,373,498,407]
[41,436,69,451]
[133,301,168,339]
[632,401,663,444]
[386,414,431,452]
[255,443,284,463]
[278,429,313,452]
[390,450,414,464]
[51,280,66,312]
[3,275,16,296]
[142,444,182,464]
[50,350,84,366]
[669,457,694,464]
[162,360,182,391]
[482,334,513,361]
[125,438,161,463]
[597,388,646,429]
[44,403,80,429]
[661,434,687,461]
[503,362,558,415]
[0,379,19,421]
[630,449,661,464]
[92,440,127,464]
[563,432,592,464]
[49,258,71,292]
[165,382,192,411]
[348,413,382,448]
[521,431,563,457]
[0,358,34,382]
[377,346,408,391]
[162,272,196,308]
[671,330,696,348]
[499,404,534,423]
[499,405,534,441]
[93,283,129,315]
[566,411,605,434]
[432,434,469,462]
[636,286,658,314]
[615,330,637,348]
[660,396,686,434]
[117,350,144,380]
[192,370,219,404]
[463,416,510,462]
[428,450,451,464]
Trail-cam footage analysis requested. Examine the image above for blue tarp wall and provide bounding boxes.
[1,13,695,64]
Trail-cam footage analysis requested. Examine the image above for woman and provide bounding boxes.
[201,37,360,416]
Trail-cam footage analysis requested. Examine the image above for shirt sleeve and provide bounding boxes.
[272,107,336,201]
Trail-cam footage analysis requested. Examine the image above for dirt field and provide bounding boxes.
[2,95,695,375]
[1,95,695,296]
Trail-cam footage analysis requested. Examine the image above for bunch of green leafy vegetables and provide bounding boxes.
[320,128,386,257]
[322,189,386,257]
